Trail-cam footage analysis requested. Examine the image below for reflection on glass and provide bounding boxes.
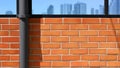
[109,0,120,15]
[0,0,16,15]
[32,0,104,15]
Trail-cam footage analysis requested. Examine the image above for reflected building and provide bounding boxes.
[61,4,72,14]
[91,8,94,14]
[6,11,13,15]
[109,0,120,14]
[95,9,99,14]
[73,2,86,14]
[47,5,54,14]
[99,5,104,14]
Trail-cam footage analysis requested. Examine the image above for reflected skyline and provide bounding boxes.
[109,0,120,14]
[32,0,104,14]
[45,2,104,15]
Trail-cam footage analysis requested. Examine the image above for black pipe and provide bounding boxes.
[18,0,29,68]
[19,18,28,68]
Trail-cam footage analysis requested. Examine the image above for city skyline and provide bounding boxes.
[46,2,104,15]
[0,0,118,15]
[33,0,104,14]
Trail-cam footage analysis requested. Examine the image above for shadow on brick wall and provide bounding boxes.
[28,18,43,68]
[110,18,120,53]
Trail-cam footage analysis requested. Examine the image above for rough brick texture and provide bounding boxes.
[0,18,120,68]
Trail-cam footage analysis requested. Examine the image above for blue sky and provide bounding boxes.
[0,0,16,14]
[0,0,113,14]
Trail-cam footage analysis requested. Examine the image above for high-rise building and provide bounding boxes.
[95,9,99,14]
[91,8,94,14]
[6,11,13,15]
[99,5,104,14]
[109,0,120,14]
[73,2,86,14]
[60,4,72,14]
[47,5,54,14]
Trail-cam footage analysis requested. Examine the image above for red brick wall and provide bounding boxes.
[0,18,120,68]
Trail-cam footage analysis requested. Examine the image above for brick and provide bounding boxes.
[11,56,19,60]
[106,36,118,42]
[2,37,19,42]
[100,55,117,61]
[2,62,19,67]
[10,18,19,24]
[64,18,81,24]
[1,50,19,54]
[51,37,68,42]
[2,25,19,30]
[107,62,120,66]
[81,43,98,48]
[62,43,79,49]
[81,55,99,61]
[29,43,41,48]
[118,56,120,61]
[71,62,89,67]
[29,18,43,23]
[99,31,115,36]
[70,24,88,30]
[117,30,120,35]
[0,44,9,48]
[30,24,50,30]
[41,50,50,55]
[80,30,98,36]
[90,62,106,66]
[29,62,51,67]
[107,49,119,55]
[29,24,40,30]
[43,56,61,61]
[29,55,42,60]
[30,50,50,55]
[45,18,62,24]
[40,24,50,30]
[101,18,118,24]
[42,30,60,36]
[0,19,8,24]
[0,56,10,60]
[31,37,50,43]
[82,18,99,24]
[29,31,40,36]
[43,43,60,49]
[70,36,87,42]
[10,44,19,48]
[99,43,116,48]
[62,56,80,61]
[51,24,69,30]
[10,31,20,36]
[108,24,120,30]
[89,49,106,54]
[89,24,107,30]
[89,37,106,42]
[52,62,70,67]
[70,49,88,54]
[62,31,79,36]
[51,49,68,54]
[0,31,9,36]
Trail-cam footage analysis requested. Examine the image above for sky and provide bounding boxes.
[0,0,113,14]
[0,0,16,14]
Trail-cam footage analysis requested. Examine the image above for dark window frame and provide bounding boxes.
[0,0,120,18]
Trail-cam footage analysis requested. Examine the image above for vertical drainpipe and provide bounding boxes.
[18,0,29,68]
